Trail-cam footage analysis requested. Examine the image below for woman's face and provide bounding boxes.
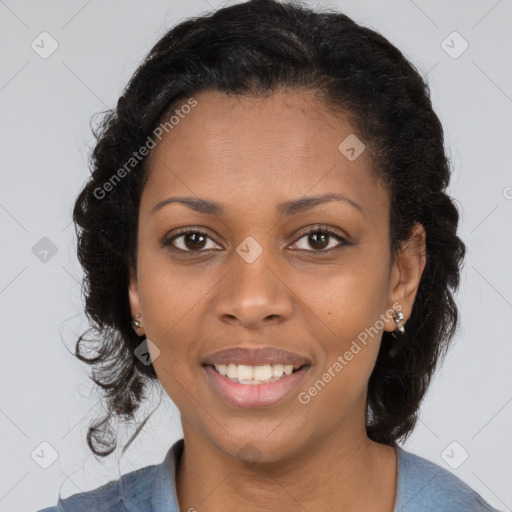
[129,89,425,462]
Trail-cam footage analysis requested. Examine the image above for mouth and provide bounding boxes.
[202,362,308,385]
[202,362,311,408]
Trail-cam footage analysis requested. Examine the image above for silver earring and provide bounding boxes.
[392,311,405,334]
[131,313,142,330]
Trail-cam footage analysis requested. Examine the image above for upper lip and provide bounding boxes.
[202,346,312,367]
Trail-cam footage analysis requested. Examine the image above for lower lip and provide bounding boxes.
[203,365,310,409]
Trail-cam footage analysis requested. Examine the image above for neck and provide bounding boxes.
[175,421,397,512]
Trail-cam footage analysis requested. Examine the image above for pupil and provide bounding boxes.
[310,232,328,250]
[185,233,206,250]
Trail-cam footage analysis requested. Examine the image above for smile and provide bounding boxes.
[211,363,304,384]
[203,363,310,408]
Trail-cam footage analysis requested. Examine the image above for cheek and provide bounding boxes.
[135,264,206,390]
[137,249,214,339]
[301,260,389,335]
[302,261,389,381]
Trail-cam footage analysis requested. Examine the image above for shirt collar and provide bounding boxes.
[121,438,184,512]
[136,439,404,512]
[153,438,184,512]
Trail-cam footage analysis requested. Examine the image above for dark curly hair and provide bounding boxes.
[72,0,466,457]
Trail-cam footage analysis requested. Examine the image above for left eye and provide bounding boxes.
[290,228,349,252]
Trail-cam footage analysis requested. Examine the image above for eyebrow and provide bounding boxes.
[150,192,364,217]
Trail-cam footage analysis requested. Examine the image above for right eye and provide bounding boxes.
[163,229,222,252]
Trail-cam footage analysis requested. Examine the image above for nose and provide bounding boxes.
[214,246,294,330]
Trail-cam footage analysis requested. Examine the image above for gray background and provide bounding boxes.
[0,0,511,510]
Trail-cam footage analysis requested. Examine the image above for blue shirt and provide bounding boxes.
[37,438,502,511]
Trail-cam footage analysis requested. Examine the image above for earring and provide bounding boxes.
[131,313,143,332]
[392,311,406,334]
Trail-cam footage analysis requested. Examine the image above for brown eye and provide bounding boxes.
[291,227,349,252]
[164,230,221,252]
[163,225,350,255]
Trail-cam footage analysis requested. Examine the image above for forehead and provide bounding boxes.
[141,89,389,220]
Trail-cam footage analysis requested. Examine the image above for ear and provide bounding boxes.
[384,223,427,332]
[128,265,142,319]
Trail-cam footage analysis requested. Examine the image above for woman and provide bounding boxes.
[38,0,501,510]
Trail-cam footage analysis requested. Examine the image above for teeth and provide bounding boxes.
[238,364,254,381]
[213,363,300,384]
[272,364,284,377]
[227,363,237,379]
[253,364,272,381]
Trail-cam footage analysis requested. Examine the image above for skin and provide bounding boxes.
[128,89,426,512]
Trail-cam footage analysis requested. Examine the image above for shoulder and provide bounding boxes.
[36,463,158,512]
[36,439,183,512]
[395,446,503,512]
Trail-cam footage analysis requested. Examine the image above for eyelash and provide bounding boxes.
[162,225,351,254]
